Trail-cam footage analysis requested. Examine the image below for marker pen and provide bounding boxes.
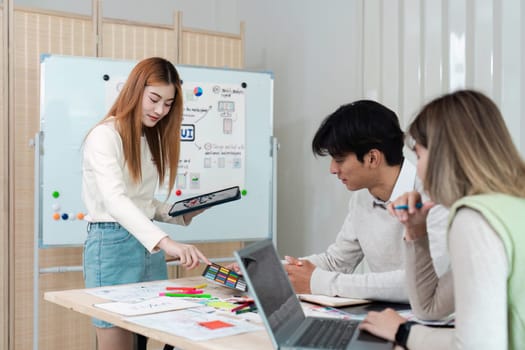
[231,302,253,312]
[394,203,423,210]
[166,286,197,291]
[162,289,204,294]
[160,292,212,298]
[235,305,257,314]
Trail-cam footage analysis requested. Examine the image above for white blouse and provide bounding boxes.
[82,120,185,253]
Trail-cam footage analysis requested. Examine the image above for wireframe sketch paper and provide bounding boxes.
[297,294,371,308]
[85,281,173,302]
[94,296,201,316]
[125,308,264,341]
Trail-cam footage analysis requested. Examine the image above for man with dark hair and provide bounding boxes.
[284,100,449,302]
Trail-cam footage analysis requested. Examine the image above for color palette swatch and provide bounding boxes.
[202,263,247,292]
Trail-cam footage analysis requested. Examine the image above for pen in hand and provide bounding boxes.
[394,203,423,210]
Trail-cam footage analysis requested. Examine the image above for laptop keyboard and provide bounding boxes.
[294,318,358,349]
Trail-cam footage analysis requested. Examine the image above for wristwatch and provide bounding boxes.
[395,321,417,349]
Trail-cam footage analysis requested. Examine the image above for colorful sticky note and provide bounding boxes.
[206,301,237,310]
[198,320,234,330]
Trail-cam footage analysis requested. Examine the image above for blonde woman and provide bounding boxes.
[82,57,211,350]
[359,90,525,349]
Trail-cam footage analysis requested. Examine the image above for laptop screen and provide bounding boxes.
[235,240,306,345]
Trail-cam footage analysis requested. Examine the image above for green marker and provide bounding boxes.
[235,305,257,314]
[161,293,212,298]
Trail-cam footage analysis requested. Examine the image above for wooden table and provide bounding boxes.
[44,276,273,350]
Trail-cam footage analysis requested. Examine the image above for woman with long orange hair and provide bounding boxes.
[82,57,211,350]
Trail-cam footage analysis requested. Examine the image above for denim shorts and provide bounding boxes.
[83,222,167,328]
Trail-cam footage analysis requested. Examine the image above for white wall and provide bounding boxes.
[238,0,362,257]
[103,0,241,33]
[14,0,525,259]
[14,0,92,15]
[361,0,524,153]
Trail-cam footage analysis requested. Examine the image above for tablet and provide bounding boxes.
[168,186,241,217]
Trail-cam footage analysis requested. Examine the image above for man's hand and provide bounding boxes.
[225,262,242,274]
[283,256,315,294]
[284,255,303,266]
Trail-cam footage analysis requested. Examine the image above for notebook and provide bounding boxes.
[234,239,392,350]
[297,294,371,308]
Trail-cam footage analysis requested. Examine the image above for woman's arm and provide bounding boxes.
[404,235,454,320]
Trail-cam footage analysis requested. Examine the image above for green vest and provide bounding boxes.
[449,194,525,349]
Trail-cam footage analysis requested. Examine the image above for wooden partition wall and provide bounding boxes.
[8,5,245,350]
[1,4,10,350]
[12,7,97,350]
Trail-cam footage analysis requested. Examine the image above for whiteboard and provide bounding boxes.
[37,55,275,247]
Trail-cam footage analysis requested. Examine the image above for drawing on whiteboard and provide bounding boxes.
[171,82,246,195]
[107,79,247,196]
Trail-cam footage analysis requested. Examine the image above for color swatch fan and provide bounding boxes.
[202,263,247,292]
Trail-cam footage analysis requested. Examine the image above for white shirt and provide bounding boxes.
[82,120,185,253]
[304,160,450,302]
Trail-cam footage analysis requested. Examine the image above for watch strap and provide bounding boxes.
[395,321,417,349]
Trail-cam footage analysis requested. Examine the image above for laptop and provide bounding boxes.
[234,239,392,350]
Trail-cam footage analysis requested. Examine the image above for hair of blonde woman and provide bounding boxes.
[93,57,183,196]
[408,89,525,207]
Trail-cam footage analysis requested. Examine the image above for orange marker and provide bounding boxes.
[166,286,197,291]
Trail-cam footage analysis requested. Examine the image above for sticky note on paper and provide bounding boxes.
[198,320,234,330]
[207,301,238,310]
